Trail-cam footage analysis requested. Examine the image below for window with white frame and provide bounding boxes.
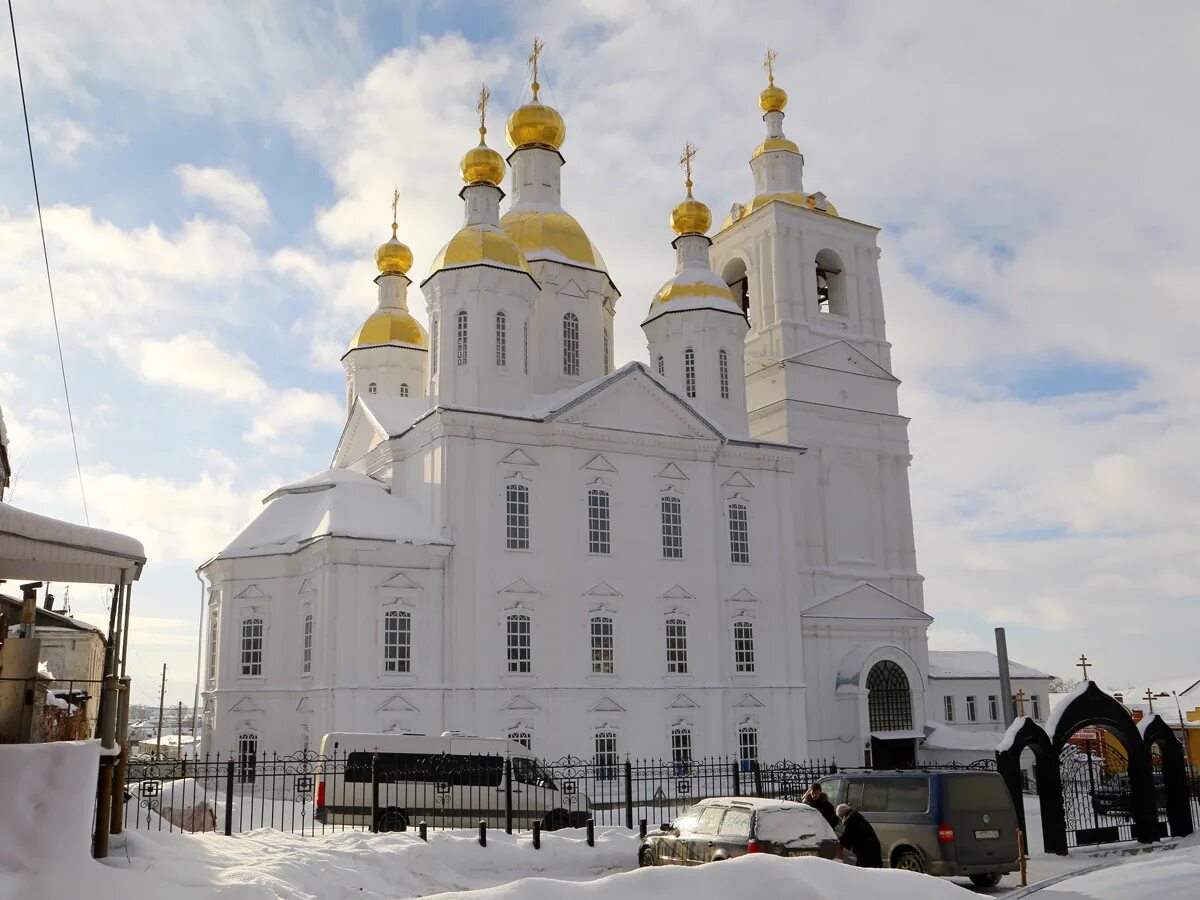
[943,695,955,722]
[728,501,750,564]
[509,731,532,750]
[988,695,999,721]
[563,312,580,375]
[661,495,683,559]
[656,355,664,377]
[665,618,688,674]
[456,310,468,365]
[383,609,411,673]
[733,620,755,673]
[240,617,263,676]
[237,732,258,783]
[587,489,611,554]
[302,614,313,675]
[719,349,729,399]
[506,613,531,673]
[207,612,218,680]
[495,311,507,366]
[594,730,619,769]
[1032,694,1042,719]
[399,383,409,397]
[590,615,614,674]
[683,347,696,398]
[966,695,977,722]
[505,483,530,550]
[367,382,377,394]
[430,316,439,374]
[738,726,759,763]
[671,727,692,766]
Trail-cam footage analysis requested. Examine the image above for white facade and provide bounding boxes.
[201,73,939,768]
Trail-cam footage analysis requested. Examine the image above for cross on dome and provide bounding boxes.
[391,188,400,234]
[506,38,565,150]
[679,141,697,197]
[529,37,544,100]
[763,47,778,83]
[477,83,491,137]
[461,83,505,186]
[1076,654,1092,680]
[670,142,711,236]
[375,187,413,275]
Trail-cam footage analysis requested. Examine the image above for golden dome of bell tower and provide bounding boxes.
[348,192,428,352]
[506,37,566,151]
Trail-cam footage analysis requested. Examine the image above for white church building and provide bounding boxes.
[200,56,936,769]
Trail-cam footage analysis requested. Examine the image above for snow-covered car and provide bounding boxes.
[638,797,839,866]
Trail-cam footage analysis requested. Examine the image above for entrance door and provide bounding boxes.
[871,737,916,770]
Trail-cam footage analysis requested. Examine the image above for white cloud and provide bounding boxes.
[29,118,98,163]
[175,164,270,225]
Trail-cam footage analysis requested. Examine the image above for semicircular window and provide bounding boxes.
[867,660,912,731]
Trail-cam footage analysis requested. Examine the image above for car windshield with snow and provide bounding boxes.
[638,797,839,867]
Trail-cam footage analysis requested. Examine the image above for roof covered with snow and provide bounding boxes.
[211,469,447,562]
[923,722,1003,752]
[0,501,145,583]
[928,650,1051,680]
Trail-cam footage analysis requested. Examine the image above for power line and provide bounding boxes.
[7,0,90,524]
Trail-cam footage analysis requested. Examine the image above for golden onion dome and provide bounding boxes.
[500,207,606,270]
[348,307,427,351]
[506,100,566,151]
[428,223,531,279]
[750,135,800,160]
[375,223,414,276]
[460,134,506,186]
[650,272,736,307]
[671,196,712,236]
[760,81,788,113]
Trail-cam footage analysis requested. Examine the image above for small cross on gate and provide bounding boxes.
[1013,689,1028,717]
[1143,689,1156,714]
[1076,654,1091,681]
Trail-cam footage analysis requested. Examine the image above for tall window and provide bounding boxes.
[602,328,609,374]
[509,731,532,751]
[587,489,611,554]
[943,695,955,722]
[383,609,411,673]
[728,502,750,564]
[302,614,313,675]
[594,731,619,769]
[867,660,913,731]
[590,616,615,674]
[733,620,755,673]
[1032,694,1042,720]
[399,383,409,397]
[523,321,528,374]
[671,727,692,767]
[966,695,977,722]
[683,347,696,398]
[738,726,759,764]
[430,316,439,374]
[656,355,664,377]
[661,495,683,558]
[207,612,218,680]
[665,618,688,674]
[495,311,507,366]
[563,312,580,375]
[719,349,730,399]
[506,614,531,673]
[505,484,530,550]
[240,617,263,676]
[456,310,469,365]
[237,732,258,783]
[988,695,999,721]
[367,382,377,394]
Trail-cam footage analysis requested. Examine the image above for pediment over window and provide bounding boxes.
[295,697,313,713]
[558,279,587,299]
[376,695,420,713]
[668,693,699,709]
[498,578,540,596]
[801,581,932,621]
[297,578,317,595]
[722,470,754,488]
[734,693,765,708]
[503,695,541,711]
[656,463,689,480]
[500,448,538,466]
[785,340,897,381]
[233,584,268,600]
[229,697,263,713]
[583,582,622,598]
[659,585,695,600]
[582,454,617,472]
[726,588,759,603]
[590,696,626,713]
[379,571,421,590]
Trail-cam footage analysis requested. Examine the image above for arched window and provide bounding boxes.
[671,726,692,766]
[590,615,614,674]
[602,327,610,374]
[815,249,848,317]
[237,732,258,783]
[719,349,730,399]
[661,495,683,558]
[595,730,619,772]
[207,611,218,680]
[430,316,439,375]
[383,609,411,673]
[665,618,688,674]
[523,321,528,375]
[505,483,530,550]
[683,347,696,398]
[738,726,759,764]
[722,258,750,319]
[563,312,580,376]
[495,311,507,366]
[733,620,755,673]
[302,613,313,675]
[656,355,664,377]
[587,488,611,555]
[729,501,750,564]
[399,383,409,397]
[506,613,531,673]
[866,660,913,731]
[367,382,377,395]
[456,310,469,365]
[240,617,263,677]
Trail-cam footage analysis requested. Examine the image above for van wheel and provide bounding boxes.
[376,808,408,833]
[638,846,657,867]
[892,849,926,873]
[542,809,569,831]
[969,873,1001,888]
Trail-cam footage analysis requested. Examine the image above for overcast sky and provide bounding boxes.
[1,1,1197,708]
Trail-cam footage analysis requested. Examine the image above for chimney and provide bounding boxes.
[43,593,55,612]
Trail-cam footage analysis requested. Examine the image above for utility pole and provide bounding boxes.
[154,664,166,760]
[177,701,183,760]
[995,627,1015,727]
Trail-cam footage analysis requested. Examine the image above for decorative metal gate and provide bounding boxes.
[1059,730,1134,847]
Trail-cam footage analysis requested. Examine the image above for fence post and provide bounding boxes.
[731,760,741,797]
[586,817,595,847]
[752,760,764,797]
[639,818,647,839]
[624,758,634,830]
[224,758,234,836]
[504,756,514,835]
[419,821,427,842]
[478,820,487,847]
[370,750,380,833]
[532,819,541,849]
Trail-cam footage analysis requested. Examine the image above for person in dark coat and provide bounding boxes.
[802,784,839,830]
[836,803,883,868]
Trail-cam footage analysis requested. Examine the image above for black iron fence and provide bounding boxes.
[120,751,838,837]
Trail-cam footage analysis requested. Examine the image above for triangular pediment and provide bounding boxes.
[726,588,759,603]
[298,578,317,595]
[787,341,897,381]
[230,697,263,713]
[296,697,313,712]
[498,578,540,595]
[583,454,617,472]
[735,693,766,708]
[500,448,538,466]
[379,571,421,590]
[590,696,626,712]
[660,585,695,600]
[233,584,268,600]
[558,279,587,299]
[376,695,420,713]
[583,581,622,598]
[668,693,699,709]
[802,581,933,621]
[722,470,754,488]
[656,463,689,480]
[546,365,722,440]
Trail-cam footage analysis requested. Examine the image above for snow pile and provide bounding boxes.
[923,722,1003,751]
[1013,842,1200,899]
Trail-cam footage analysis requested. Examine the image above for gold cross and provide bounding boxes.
[390,188,399,237]
[477,83,491,136]
[679,142,697,196]
[1143,689,1156,714]
[1013,689,1028,717]
[763,48,778,84]
[1077,654,1091,680]
[529,37,544,100]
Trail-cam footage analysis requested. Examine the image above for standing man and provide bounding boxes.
[802,783,839,830]
[836,803,882,868]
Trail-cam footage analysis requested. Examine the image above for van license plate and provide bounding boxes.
[975,829,1000,840]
